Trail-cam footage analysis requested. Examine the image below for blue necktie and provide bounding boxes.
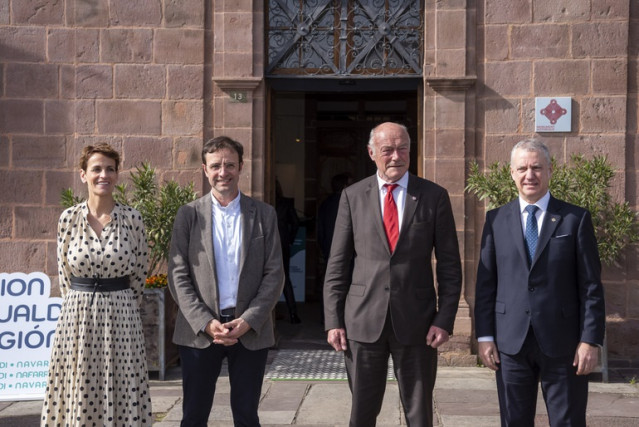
[525,205,539,264]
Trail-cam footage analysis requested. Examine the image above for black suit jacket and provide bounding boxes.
[474,196,605,358]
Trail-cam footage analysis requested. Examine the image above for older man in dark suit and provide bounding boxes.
[324,122,462,426]
[168,136,284,427]
[474,138,606,426]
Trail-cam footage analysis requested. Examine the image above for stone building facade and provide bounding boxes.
[1,0,637,365]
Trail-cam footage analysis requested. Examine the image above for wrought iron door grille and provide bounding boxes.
[266,0,423,77]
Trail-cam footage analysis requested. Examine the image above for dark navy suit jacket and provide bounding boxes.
[474,196,605,358]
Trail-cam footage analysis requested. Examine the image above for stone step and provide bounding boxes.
[438,330,475,367]
[453,316,472,336]
[438,351,478,367]
[439,331,472,349]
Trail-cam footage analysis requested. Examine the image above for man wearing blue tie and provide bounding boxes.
[474,138,606,426]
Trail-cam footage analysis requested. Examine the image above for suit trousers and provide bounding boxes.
[496,327,588,427]
[345,312,437,427]
[178,342,268,427]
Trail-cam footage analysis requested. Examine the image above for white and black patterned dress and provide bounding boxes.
[41,203,152,426]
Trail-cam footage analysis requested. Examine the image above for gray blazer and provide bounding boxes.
[168,194,285,351]
[324,174,462,345]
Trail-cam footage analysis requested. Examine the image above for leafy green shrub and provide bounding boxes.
[466,155,639,265]
[61,162,199,276]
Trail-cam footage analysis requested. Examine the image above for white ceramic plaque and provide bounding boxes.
[535,97,571,132]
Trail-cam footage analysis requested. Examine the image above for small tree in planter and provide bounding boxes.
[114,163,199,278]
[465,155,639,265]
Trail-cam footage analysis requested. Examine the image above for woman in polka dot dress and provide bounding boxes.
[41,143,152,426]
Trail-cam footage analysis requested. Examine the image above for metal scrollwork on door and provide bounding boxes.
[266,0,423,77]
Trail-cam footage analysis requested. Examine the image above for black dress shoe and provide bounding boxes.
[290,313,302,324]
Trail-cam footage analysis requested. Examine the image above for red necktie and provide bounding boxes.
[383,184,399,252]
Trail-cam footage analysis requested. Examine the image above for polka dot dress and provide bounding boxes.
[41,203,152,426]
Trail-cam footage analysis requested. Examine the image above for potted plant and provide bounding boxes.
[61,162,199,379]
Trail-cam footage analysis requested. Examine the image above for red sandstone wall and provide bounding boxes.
[0,0,209,293]
[618,0,639,363]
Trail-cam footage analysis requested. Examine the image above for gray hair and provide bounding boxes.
[368,122,410,154]
[510,138,551,166]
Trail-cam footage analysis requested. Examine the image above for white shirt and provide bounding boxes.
[211,192,242,310]
[376,171,409,231]
[477,191,551,343]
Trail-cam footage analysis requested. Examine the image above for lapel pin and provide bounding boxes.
[551,218,556,222]
[412,196,417,201]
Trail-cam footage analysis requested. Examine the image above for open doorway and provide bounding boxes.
[271,86,419,318]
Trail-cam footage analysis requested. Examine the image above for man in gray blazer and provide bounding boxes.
[168,136,284,427]
[324,122,462,426]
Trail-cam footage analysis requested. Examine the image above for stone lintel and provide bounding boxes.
[214,77,262,91]
[426,76,477,91]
